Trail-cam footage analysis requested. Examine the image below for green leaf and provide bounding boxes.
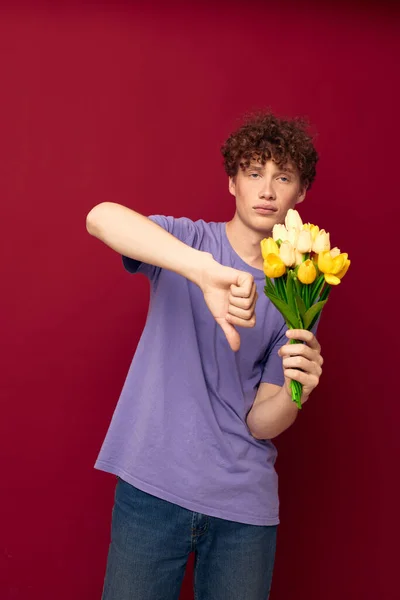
[319,284,332,303]
[264,277,276,296]
[264,291,301,329]
[264,279,283,303]
[309,313,321,331]
[302,283,308,310]
[293,297,304,329]
[272,277,282,300]
[303,300,328,329]
[287,274,304,328]
[310,274,325,304]
[275,276,287,302]
[293,275,302,296]
[286,272,297,315]
[295,295,307,319]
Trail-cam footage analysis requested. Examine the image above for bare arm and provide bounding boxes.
[86,202,213,287]
[247,330,323,439]
[246,383,299,440]
[86,202,258,351]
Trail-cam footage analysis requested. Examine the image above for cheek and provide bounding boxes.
[231,183,242,202]
[237,182,254,202]
[282,186,301,205]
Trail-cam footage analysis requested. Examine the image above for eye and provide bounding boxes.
[249,173,261,179]
[278,176,290,182]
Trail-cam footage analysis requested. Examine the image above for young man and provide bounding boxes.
[86,112,323,600]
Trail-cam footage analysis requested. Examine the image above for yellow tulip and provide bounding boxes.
[324,274,341,285]
[260,237,279,260]
[279,241,295,266]
[318,251,349,285]
[297,230,313,253]
[297,259,317,284]
[336,259,351,280]
[294,249,304,266]
[312,229,331,253]
[272,223,288,243]
[288,228,299,247]
[303,223,320,241]
[263,254,286,278]
[330,247,341,258]
[285,208,303,231]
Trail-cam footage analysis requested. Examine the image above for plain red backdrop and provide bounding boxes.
[1,1,399,599]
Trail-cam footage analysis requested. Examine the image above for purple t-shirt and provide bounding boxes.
[95,216,288,526]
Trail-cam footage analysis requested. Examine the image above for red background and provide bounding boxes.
[1,1,399,599]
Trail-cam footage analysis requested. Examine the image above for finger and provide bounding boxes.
[227,291,257,320]
[279,344,323,366]
[229,283,257,309]
[282,356,323,377]
[285,329,321,351]
[216,318,241,352]
[226,313,256,328]
[284,369,320,387]
[227,305,255,320]
[230,273,254,298]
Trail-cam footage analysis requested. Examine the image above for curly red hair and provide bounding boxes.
[221,112,318,189]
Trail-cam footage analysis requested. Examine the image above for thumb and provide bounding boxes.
[216,317,241,352]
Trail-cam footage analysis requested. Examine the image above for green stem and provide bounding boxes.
[274,277,281,300]
[288,336,303,409]
[319,283,332,302]
[310,274,325,304]
[290,379,303,410]
[275,276,287,303]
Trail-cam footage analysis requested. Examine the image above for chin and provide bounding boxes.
[251,215,279,233]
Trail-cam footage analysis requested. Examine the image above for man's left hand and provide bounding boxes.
[278,329,323,405]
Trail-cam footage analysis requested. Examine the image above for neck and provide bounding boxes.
[226,212,270,271]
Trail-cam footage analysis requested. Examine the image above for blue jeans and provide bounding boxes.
[102,478,277,600]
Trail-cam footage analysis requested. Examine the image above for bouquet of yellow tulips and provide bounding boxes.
[261,208,350,409]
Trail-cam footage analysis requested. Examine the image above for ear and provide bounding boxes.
[228,176,236,197]
[295,185,307,205]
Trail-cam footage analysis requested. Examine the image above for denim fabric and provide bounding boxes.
[102,478,277,600]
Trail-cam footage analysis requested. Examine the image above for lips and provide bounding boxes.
[253,205,278,213]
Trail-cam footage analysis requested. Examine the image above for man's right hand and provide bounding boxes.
[198,261,257,352]
[86,204,257,351]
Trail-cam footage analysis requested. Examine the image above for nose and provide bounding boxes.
[259,177,276,200]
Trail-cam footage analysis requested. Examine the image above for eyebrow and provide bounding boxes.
[247,163,295,173]
[247,164,264,171]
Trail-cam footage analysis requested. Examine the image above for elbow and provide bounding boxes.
[248,418,297,441]
[249,426,269,441]
[248,425,277,441]
[251,431,265,441]
[86,202,113,237]
[246,414,267,441]
[247,413,286,441]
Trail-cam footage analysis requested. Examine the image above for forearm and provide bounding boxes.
[247,386,306,440]
[86,202,213,285]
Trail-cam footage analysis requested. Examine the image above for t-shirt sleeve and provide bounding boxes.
[122,215,197,279]
[260,322,287,387]
[260,317,321,387]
